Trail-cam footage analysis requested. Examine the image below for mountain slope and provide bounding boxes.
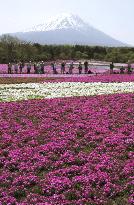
[11,13,127,46]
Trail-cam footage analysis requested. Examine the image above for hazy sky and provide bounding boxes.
[0,0,134,45]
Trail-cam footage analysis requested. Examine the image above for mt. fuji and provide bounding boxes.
[23,13,89,32]
[10,13,126,46]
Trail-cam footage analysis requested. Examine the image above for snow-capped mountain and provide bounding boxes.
[24,13,89,32]
[10,13,127,46]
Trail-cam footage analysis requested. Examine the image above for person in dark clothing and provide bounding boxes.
[8,63,12,74]
[19,62,23,74]
[69,62,74,74]
[78,62,82,74]
[61,62,66,74]
[54,62,57,74]
[127,63,132,74]
[14,63,18,74]
[84,61,89,74]
[27,62,32,74]
[110,62,114,74]
[88,70,92,74]
[51,62,57,74]
[34,63,37,74]
[120,66,125,74]
[40,61,45,74]
[51,62,54,74]
[22,62,25,68]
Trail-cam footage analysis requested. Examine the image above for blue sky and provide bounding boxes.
[0,0,134,45]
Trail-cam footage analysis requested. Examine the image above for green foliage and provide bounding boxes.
[0,35,134,63]
[13,190,26,200]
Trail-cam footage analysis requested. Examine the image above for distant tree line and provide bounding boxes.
[0,34,134,63]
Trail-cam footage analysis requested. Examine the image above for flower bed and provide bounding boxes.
[1,74,134,85]
[44,74,134,83]
[0,93,134,204]
[0,81,134,102]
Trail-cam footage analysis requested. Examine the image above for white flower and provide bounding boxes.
[0,82,134,102]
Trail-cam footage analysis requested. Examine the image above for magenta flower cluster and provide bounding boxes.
[0,93,133,204]
[43,74,134,83]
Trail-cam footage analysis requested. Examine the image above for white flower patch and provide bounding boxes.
[0,82,134,102]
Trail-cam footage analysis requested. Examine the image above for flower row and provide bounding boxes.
[0,81,134,102]
[1,74,134,84]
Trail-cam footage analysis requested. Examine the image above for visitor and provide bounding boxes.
[8,62,12,74]
[78,62,82,74]
[120,66,125,74]
[14,63,18,74]
[69,62,74,74]
[88,70,92,74]
[84,61,89,74]
[27,61,32,74]
[51,62,57,74]
[40,61,45,74]
[36,62,41,74]
[127,62,132,74]
[110,62,114,74]
[61,61,66,74]
[22,61,25,69]
[34,62,37,74]
[19,62,23,74]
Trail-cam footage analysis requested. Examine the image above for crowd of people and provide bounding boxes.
[7,61,133,75]
[110,61,133,74]
[7,61,93,75]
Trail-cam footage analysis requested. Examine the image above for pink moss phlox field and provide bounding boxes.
[1,74,134,84]
[43,74,134,83]
[0,93,134,204]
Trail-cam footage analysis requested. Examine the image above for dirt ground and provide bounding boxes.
[0,77,55,84]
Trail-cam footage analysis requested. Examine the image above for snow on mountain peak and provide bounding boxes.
[23,13,89,32]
